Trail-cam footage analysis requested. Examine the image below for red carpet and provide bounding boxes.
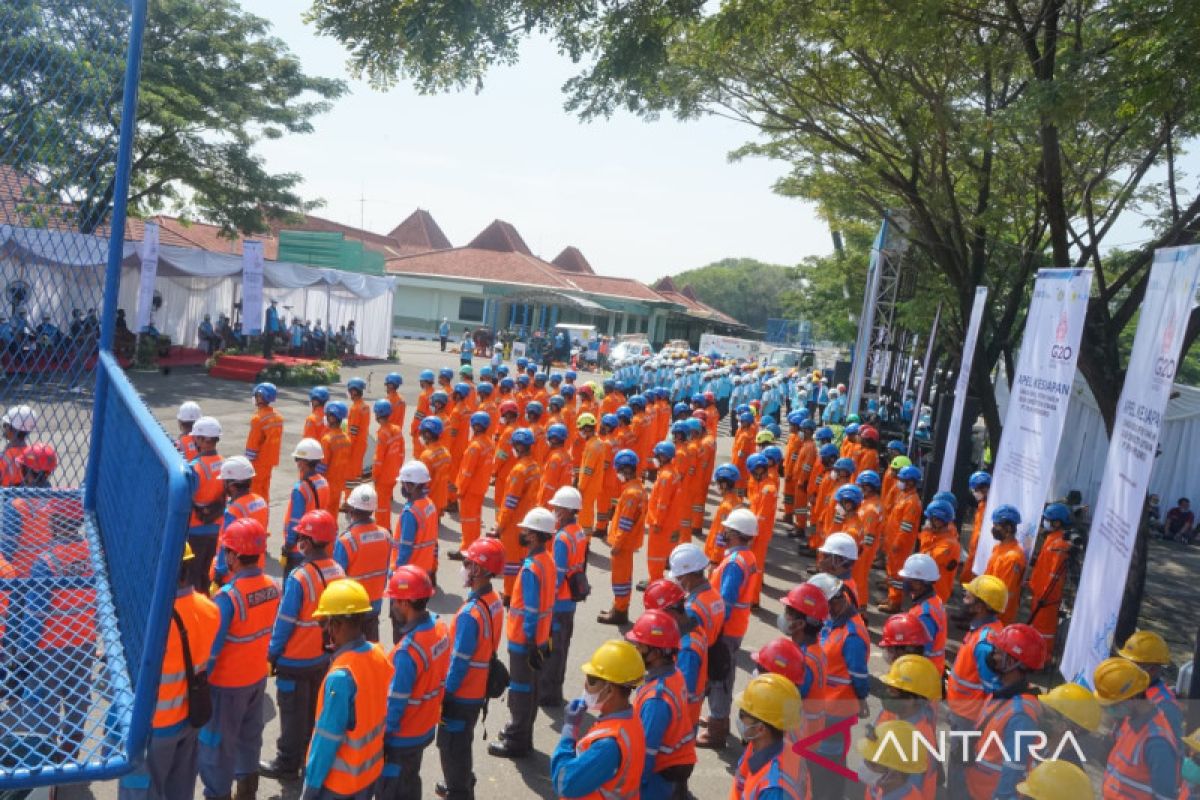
[209,353,319,382]
[159,346,209,368]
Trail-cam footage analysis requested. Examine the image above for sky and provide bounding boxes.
[238,1,831,281]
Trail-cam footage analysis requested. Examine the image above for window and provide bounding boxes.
[458,297,484,322]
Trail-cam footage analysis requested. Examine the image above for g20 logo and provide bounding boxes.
[1050,345,1073,361]
[1154,357,1177,379]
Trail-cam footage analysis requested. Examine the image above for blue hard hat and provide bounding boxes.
[613,449,639,471]
[747,453,769,473]
[1043,503,1072,524]
[254,382,277,404]
[516,357,529,368]
[933,491,958,511]
[787,411,806,426]
[819,443,840,461]
[560,384,576,397]
[419,370,435,383]
[565,370,577,380]
[926,499,955,523]
[653,441,677,461]
[735,404,751,416]
[617,406,634,422]
[766,423,782,439]
[549,394,566,409]
[992,504,1021,526]
[526,401,544,419]
[534,372,548,384]
[603,378,616,390]
[517,374,530,385]
[385,372,403,387]
[856,470,882,490]
[325,401,348,422]
[347,377,367,392]
[510,427,534,447]
[479,366,493,377]
[686,418,704,435]
[600,413,619,430]
[887,439,905,451]
[762,445,784,465]
[800,419,817,431]
[547,423,569,443]
[549,373,563,384]
[499,377,515,390]
[496,365,510,377]
[898,465,922,483]
[419,416,444,438]
[310,386,330,403]
[691,394,705,405]
[470,412,492,430]
[477,382,494,396]
[968,471,992,490]
[453,382,472,397]
[738,412,755,425]
[835,484,864,505]
[845,423,861,436]
[834,457,856,474]
[673,402,691,417]
[430,390,449,406]
[815,427,834,441]
[629,395,646,410]
[373,399,393,417]
[671,421,690,437]
[714,463,741,484]
[438,367,454,380]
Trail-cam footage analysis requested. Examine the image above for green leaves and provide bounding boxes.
[671,257,797,331]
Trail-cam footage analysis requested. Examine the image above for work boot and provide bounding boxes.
[596,608,629,625]
[447,550,464,561]
[258,759,299,781]
[635,580,649,592]
[487,739,531,759]
[233,774,259,800]
[696,717,729,749]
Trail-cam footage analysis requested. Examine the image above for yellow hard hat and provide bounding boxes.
[756,430,775,444]
[576,413,597,429]
[1015,759,1094,800]
[890,455,912,470]
[857,719,929,774]
[962,574,1009,613]
[1039,682,1101,732]
[581,640,645,687]
[182,542,195,562]
[1092,657,1150,705]
[1118,630,1171,665]
[312,579,372,617]
[812,370,822,380]
[880,654,942,701]
[1183,727,1200,753]
[735,673,801,732]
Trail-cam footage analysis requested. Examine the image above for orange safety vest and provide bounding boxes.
[798,641,829,739]
[246,406,284,468]
[918,526,962,603]
[212,494,270,581]
[554,522,589,603]
[390,616,450,742]
[908,594,947,675]
[820,615,871,711]
[37,539,96,649]
[210,570,280,688]
[281,558,345,662]
[506,549,555,647]
[189,453,225,532]
[634,667,697,772]
[154,589,220,729]
[178,435,199,465]
[572,712,645,800]
[397,496,440,576]
[875,703,938,797]
[946,619,1002,721]
[0,443,24,486]
[730,742,806,800]
[711,548,758,638]
[336,521,392,602]
[1103,709,1179,800]
[448,589,504,702]
[316,642,393,796]
[0,554,14,640]
[285,473,330,548]
[10,495,82,577]
[966,693,1041,799]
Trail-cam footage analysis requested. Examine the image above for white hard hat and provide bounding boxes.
[191,416,222,438]
[348,484,378,512]
[2,405,37,433]
[399,460,431,484]
[818,532,858,560]
[899,553,940,583]
[666,543,708,579]
[549,486,583,510]
[176,401,202,422]
[519,507,557,534]
[292,438,324,461]
[218,455,255,481]
[723,508,759,538]
[807,573,844,600]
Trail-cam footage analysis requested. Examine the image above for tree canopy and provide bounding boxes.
[670,257,795,332]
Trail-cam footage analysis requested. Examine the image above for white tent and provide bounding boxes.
[0,225,397,358]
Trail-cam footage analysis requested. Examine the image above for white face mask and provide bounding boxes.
[972,489,985,501]
[584,687,605,712]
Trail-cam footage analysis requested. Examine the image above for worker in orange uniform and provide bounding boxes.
[411,370,435,459]
[446,382,475,509]
[318,401,352,515]
[1093,656,1181,800]
[211,455,269,588]
[599,378,624,417]
[379,565,450,800]
[779,582,830,743]
[186,416,226,593]
[300,579,393,800]
[703,463,743,565]
[1026,502,1075,651]
[782,412,806,523]
[805,441,839,553]
[577,382,598,420]
[697,507,760,749]
[787,418,816,534]
[629,395,654,465]
[384,372,406,427]
[695,411,717,496]
[729,674,804,799]
[852,470,885,609]
[559,384,578,445]
[492,400,521,508]
[856,424,881,475]
[1118,629,1184,743]
[898,553,947,674]
[489,507,557,759]
[539,486,589,709]
[665,422,694,543]
[372,399,405,529]
[551,640,646,797]
[917,499,962,603]
[684,419,708,541]
[539,423,573,505]
[840,422,861,460]
[627,610,697,800]
[515,374,533,413]
[640,441,684,588]
[857,718,933,800]
[260,509,346,782]
[282,438,329,576]
[731,410,757,498]
[883,454,910,510]
[451,411,496,558]
[595,414,623,541]
[880,464,924,613]
[493,427,541,598]
[817,457,856,548]
[436,538,505,800]
[334,485,393,642]
[575,413,606,536]
[199,518,280,800]
[416,417,452,516]
[172,402,200,463]
[816,531,861,610]
[597,449,647,626]
[984,504,1028,624]
[118,544,219,800]
[345,378,371,495]
[304,386,331,442]
[245,382,283,505]
[747,454,778,605]
[961,470,992,582]
[814,574,871,797]
[391,461,439,631]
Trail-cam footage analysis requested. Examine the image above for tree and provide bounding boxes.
[670,257,795,331]
[2,0,346,234]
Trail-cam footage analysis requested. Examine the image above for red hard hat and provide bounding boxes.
[643,579,687,611]
[386,565,434,601]
[625,609,681,650]
[224,518,268,556]
[859,425,879,442]
[782,584,829,622]
[880,614,931,647]
[18,443,57,474]
[691,409,708,422]
[296,509,337,544]
[704,391,715,404]
[751,637,806,684]
[499,400,520,417]
[463,537,505,576]
[579,385,594,398]
[992,623,1047,670]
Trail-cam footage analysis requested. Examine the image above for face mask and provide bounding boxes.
[651,458,660,468]
[776,611,795,635]
[584,687,605,712]
[1183,757,1200,785]
[972,489,985,501]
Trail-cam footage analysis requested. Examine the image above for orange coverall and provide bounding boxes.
[245,405,283,504]
[852,498,885,607]
[419,442,453,517]
[319,427,351,514]
[985,538,1028,624]
[961,499,988,581]
[918,524,962,603]
[645,462,683,581]
[492,422,518,509]
[884,487,923,608]
[495,454,541,597]
[749,476,778,604]
[455,432,495,550]
[538,445,573,506]
[1027,529,1072,645]
[346,398,371,490]
[372,420,405,529]
[704,490,741,565]
[410,386,433,459]
[732,423,757,497]
[608,478,647,612]
[577,434,608,532]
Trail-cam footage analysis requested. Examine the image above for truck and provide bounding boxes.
[699,333,763,361]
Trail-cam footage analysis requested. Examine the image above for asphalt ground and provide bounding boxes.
[41,338,1200,799]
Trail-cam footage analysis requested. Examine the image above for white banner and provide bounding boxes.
[1061,247,1200,683]
[846,218,889,414]
[938,286,989,491]
[907,304,941,456]
[974,268,1093,572]
[135,222,159,333]
[242,241,264,335]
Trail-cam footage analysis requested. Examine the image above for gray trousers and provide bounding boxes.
[199,680,266,797]
[537,610,575,703]
[437,702,482,800]
[706,635,741,719]
[376,744,426,800]
[117,726,198,800]
[501,648,540,749]
[274,664,327,769]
